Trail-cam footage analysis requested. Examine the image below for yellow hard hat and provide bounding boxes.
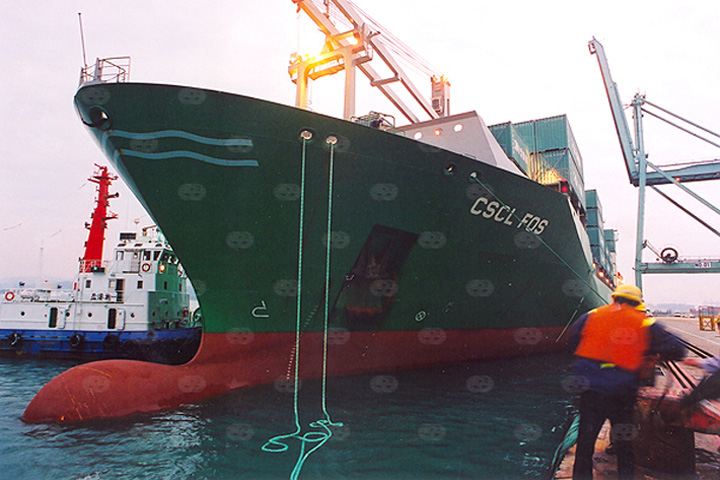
[611,284,643,303]
[635,302,646,311]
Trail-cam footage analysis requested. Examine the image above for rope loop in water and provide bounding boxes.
[262,136,343,480]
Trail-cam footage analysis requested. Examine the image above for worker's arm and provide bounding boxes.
[697,355,720,373]
[567,312,589,353]
[649,323,686,361]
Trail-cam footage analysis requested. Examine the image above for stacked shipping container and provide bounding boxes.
[487,122,531,174]
[490,115,585,211]
[604,229,617,281]
[491,116,616,285]
[585,190,617,282]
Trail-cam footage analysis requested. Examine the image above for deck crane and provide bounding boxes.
[589,38,720,287]
[290,0,450,123]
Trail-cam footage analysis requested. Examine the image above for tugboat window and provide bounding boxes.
[137,280,143,290]
[115,279,125,303]
[49,307,58,328]
[107,308,117,329]
[85,280,92,288]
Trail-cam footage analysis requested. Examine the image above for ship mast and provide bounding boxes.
[81,165,118,272]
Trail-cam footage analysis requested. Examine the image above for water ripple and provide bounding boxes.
[1,354,575,479]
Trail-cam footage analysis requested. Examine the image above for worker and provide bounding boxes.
[568,284,686,480]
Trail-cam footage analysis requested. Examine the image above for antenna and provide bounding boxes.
[78,12,88,68]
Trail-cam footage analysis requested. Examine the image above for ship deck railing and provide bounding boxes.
[79,56,131,87]
[79,259,111,273]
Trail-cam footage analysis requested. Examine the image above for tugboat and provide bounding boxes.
[0,165,201,364]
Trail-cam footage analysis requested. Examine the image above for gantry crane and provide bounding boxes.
[589,38,720,288]
[290,0,450,123]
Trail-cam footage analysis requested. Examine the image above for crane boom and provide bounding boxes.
[589,37,720,287]
[588,38,638,182]
[589,37,720,186]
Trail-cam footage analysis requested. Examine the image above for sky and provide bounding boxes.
[1,0,719,307]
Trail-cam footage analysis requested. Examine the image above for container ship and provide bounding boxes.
[24,0,617,423]
[1,166,201,363]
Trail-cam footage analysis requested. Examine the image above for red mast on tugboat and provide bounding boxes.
[81,165,118,272]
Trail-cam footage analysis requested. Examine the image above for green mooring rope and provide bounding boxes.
[555,295,588,343]
[262,136,342,480]
[321,140,342,426]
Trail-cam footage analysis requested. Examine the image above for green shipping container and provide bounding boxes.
[604,229,616,252]
[587,227,606,248]
[585,190,605,229]
[534,115,584,170]
[591,245,607,265]
[513,121,537,152]
[499,115,593,217]
[514,115,584,176]
[585,190,602,211]
[530,149,585,209]
[586,209,604,229]
[488,122,531,175]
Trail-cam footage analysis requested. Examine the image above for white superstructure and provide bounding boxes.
[1,226,192,341]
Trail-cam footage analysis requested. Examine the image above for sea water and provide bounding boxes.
[0,354,576,480]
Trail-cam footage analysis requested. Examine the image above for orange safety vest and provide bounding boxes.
[574,303,651,372]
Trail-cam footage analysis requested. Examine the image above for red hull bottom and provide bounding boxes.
[23,327,566,423]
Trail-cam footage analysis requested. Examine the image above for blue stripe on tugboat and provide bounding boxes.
[1,327,200,363]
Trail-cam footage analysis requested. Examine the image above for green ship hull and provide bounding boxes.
[24,83,612,423]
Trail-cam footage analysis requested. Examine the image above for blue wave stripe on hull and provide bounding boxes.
[108,129,253,147]
[118,149,259,167]
[102,129,258,167]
